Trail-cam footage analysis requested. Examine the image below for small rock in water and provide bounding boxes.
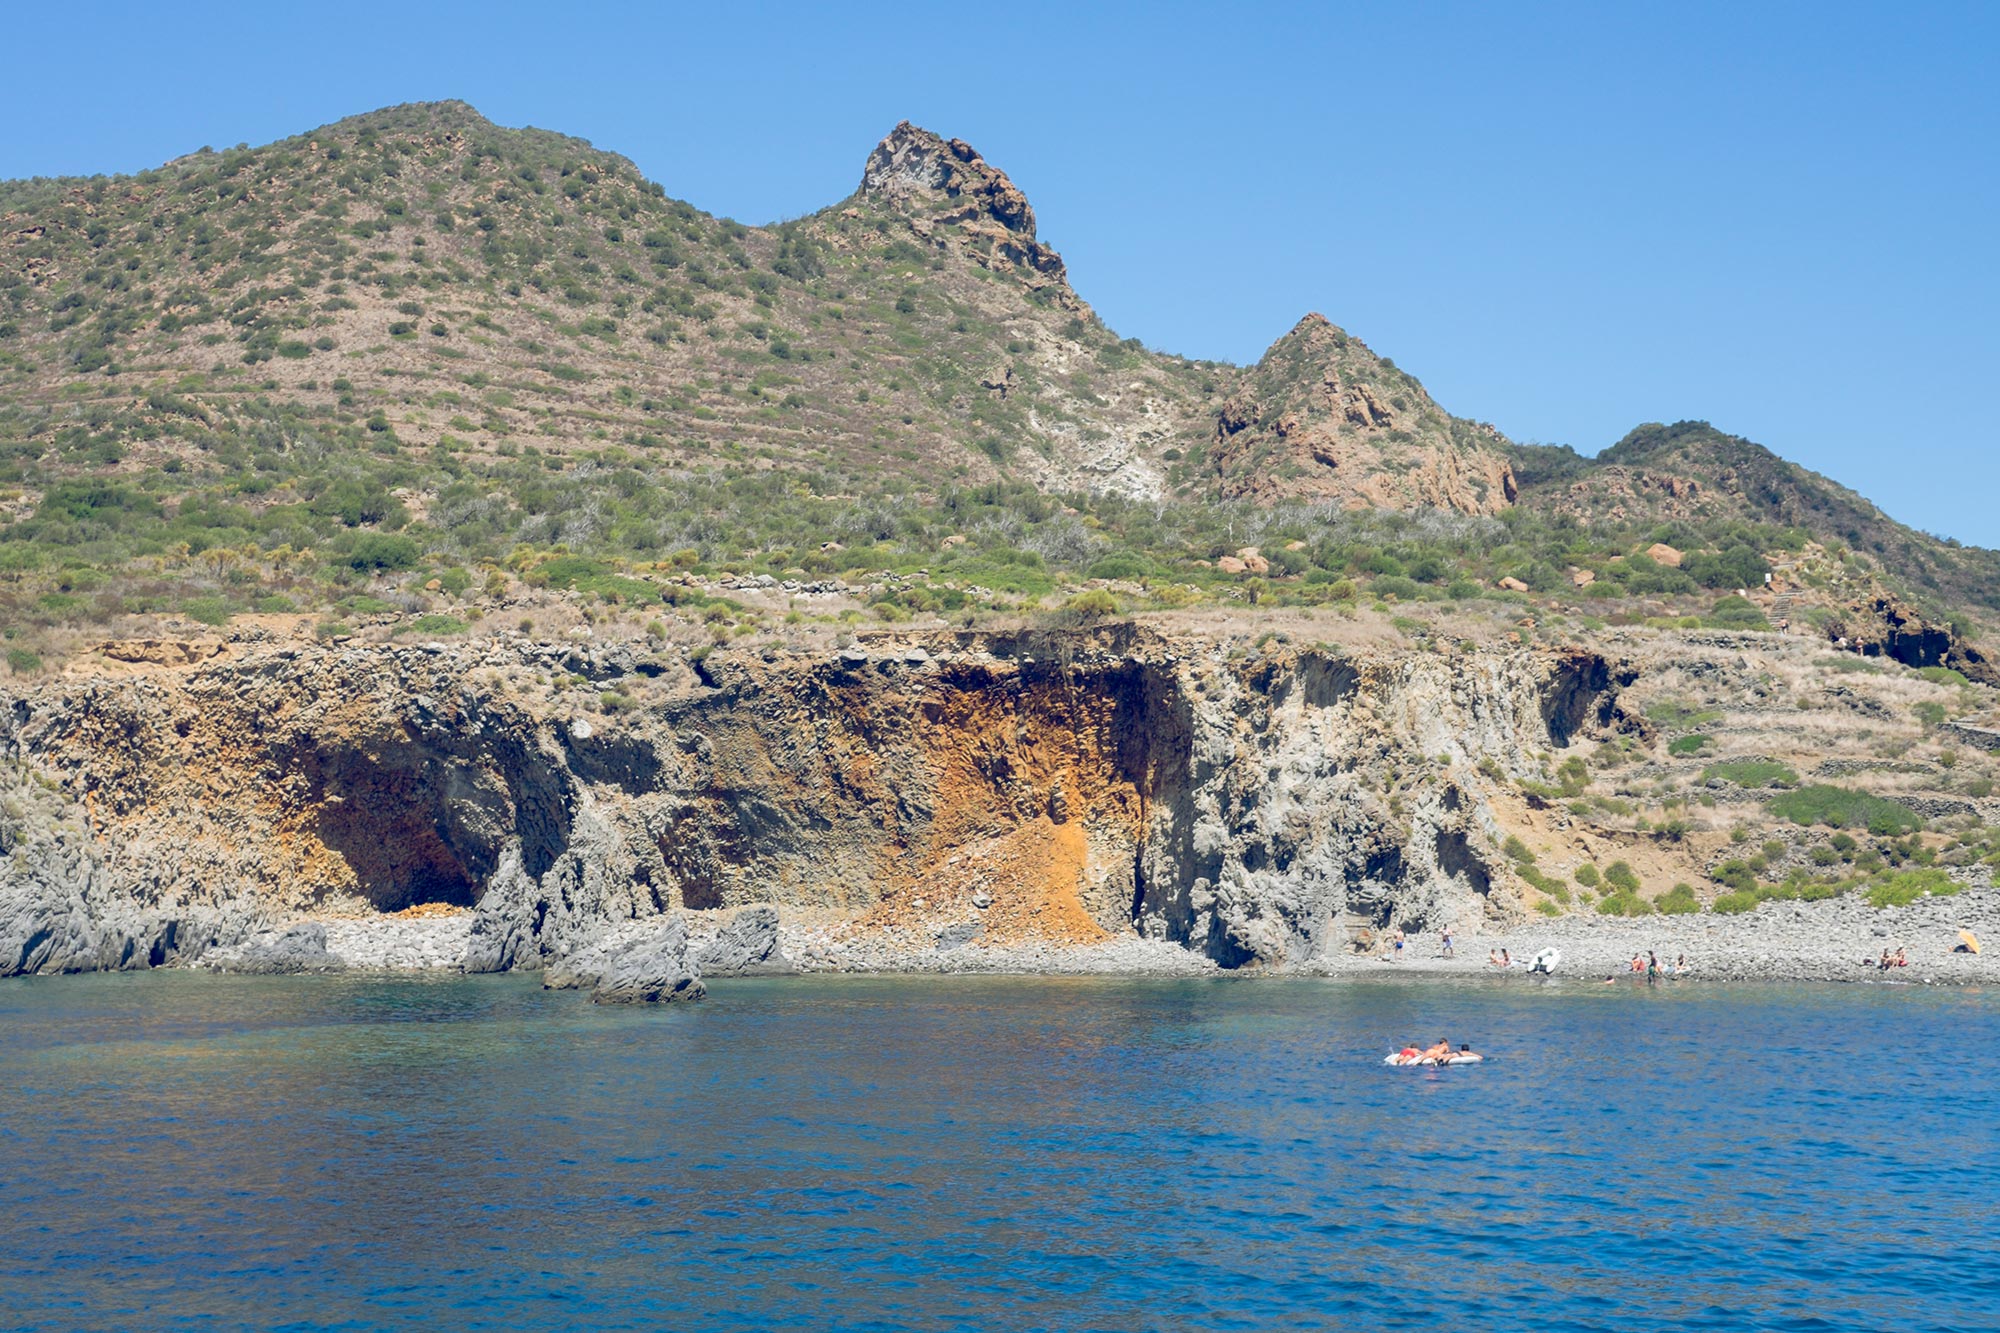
[594,919,705,1004]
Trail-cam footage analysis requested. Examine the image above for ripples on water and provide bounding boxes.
[1,973,1995,1331]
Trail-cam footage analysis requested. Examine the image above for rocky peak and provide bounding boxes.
[1209,313,1517,513]
[861,122,1038,235]
[856,123,1075,302]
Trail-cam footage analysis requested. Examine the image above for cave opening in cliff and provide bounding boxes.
[314,798,484,912]
[302,748,517,913]
[1433,829,1494,899]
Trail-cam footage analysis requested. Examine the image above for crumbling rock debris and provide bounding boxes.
[95,639,224,666]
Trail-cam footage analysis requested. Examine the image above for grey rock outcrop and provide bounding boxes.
[462,842,541,973]
[463,816,636,973]
[694,904,787,975]
[201,922,345,974]
[595,933,704,1004]
[0,840,104,976]
[1,811,243,976]
[546,915,704,1004]
[1131,647,1614,966]
[937,918,983,950]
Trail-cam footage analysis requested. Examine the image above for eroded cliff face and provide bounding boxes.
[0,629,1629,977]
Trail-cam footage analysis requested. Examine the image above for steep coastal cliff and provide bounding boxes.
[0,627,1628,978]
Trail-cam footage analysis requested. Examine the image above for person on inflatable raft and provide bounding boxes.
[1386,1038,1482,1066]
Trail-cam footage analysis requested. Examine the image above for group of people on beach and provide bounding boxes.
[1383,926,1456,960]
[1869,947,1909,970]
[1387,1037,1479,1066]
[1598,950,1690,984]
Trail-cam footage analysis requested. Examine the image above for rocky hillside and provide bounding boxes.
[0,101,1496,506]
[1211,314,1516,512]
[5,103,1999,991]
[1510,421,2000,618]
[0,101,1995,704]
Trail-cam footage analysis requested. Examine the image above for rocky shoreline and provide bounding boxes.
[153,877,1994,992]
[1330,878,1996,985]
[4,626,1997,996]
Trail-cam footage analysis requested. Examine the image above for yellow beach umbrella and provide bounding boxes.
[1959,929,1981,955]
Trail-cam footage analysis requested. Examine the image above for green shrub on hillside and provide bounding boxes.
[1768,785,1921,836]
[1656,883,1700,914]
[1864,868,1959,908]
[1702,759,1798,788]
[1682,545,1770,590]
[1061,589,1120,621]
[1084,553,1151,582]
[1705,596,1770,630]
[1513,861,1569,903]
[1711,860,1758,893]
[346,534,422,571]
[1595,888,1652,917]
[181,597,232,626]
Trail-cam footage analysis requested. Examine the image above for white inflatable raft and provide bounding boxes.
[1383,1052,1484,1066]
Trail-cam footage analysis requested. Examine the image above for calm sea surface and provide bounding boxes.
[1,972,1995,1332]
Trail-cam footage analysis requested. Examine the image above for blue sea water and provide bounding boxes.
[1,973,1995,1332]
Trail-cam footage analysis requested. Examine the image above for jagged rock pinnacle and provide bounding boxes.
[857,121,1075,303]
[861,122,1038,237]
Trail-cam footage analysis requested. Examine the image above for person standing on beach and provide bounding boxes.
[1646,951,1659,986]
[1393,929,1405,962]
[1441,925,1455,958]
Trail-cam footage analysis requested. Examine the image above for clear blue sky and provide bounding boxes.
[7,2,1996,544]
